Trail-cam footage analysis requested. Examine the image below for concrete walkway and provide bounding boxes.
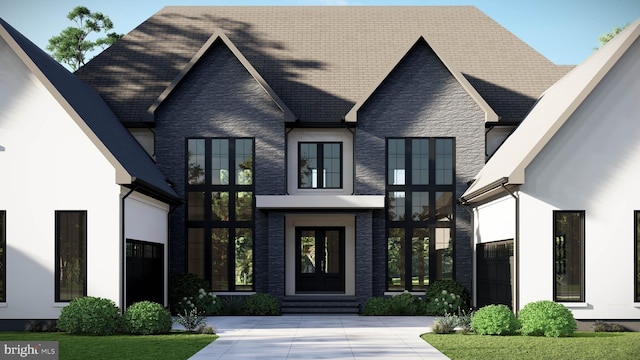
[175,315,449,359]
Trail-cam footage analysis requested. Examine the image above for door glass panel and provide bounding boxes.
[300,230,316,273]
[324,230,340,274]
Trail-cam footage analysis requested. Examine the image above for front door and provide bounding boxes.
[295,227,345,293]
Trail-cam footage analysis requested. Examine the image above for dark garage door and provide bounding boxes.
[126,240,164,308]
[477,240,513,309]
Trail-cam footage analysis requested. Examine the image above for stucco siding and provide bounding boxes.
[0,37,122,318]
[519,37,640,318]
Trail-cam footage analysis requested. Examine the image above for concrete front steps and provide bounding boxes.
[281,296,360,314]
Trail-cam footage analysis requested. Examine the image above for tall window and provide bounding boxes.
[186,138,254,291]
[55,211,87,302]
[553,211,585,302]
[386,138,455,291]
[0,211,5,302]
[299,142,342,189]
[635,211,640,302]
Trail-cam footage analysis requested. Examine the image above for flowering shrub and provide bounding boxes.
[519,300,576,337]
[169,273,210,314]
[175,288,223,316]
[426,289,465,316]
[424,279,470,315]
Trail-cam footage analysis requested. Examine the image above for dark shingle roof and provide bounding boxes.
[76,6,571,124]
[0,18,179,203]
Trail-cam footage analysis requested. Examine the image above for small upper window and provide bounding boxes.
[298,142,342,189]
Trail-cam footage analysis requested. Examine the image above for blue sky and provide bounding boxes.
[1,0,639,65]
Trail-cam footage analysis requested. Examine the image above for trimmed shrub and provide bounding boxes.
[241,293,280,315]
[519,300,577,337]
[388,292,419,315]
[169,273,210,314]
[424,279,471,315]
[57,296,121,335]
[362,297,390,315]
[470,304,519,335]
[123,301,172,335]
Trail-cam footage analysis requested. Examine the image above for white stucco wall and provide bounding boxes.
[0,38,121,319]
[474,196,516,244]
[518,37,640,319]
[124,192,170,305]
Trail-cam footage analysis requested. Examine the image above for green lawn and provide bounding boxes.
[0,332,216,360]
[422,332,640,360]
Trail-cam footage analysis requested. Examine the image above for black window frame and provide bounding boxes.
[185,137,255,292]
[0,211,5,302]
[55,210,87,302]
[553,210,585,302]
[385,137,455,292]
[298,141,343,189]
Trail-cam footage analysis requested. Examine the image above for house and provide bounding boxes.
[1,6,573,320]
[460,19,640,321]
[72,6,570,313]
[0,18,180,328]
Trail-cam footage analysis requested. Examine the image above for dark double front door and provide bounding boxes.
[295,227,345,293]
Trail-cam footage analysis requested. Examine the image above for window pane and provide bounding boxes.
[323,143,341,188]
[435,227,453,280]
[388,139,405,185]
[235,228,253,290]
[235,192,253,221]
[636,212,640,302]
[212,192,229,221]
[412,192,429,221]
[324,230,341,274]
[435,139,453,185]
[435,192,453,222]
[0,211,5,302]
[554,211,584,302]
[412,228,429,290]
[299,143,318,188]
[212,228,229,291]
[187,228,205,279]
[211,139,229,185]
[388,191,406,221]
[188,139,205,185]
[236,139,253,185]
[388,228,405,290]
[187,192,205,221]
[56,211,86,301]
[300,230,316,274]
[412,139,429,185]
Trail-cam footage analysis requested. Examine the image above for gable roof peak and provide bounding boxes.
[145,28,296,123]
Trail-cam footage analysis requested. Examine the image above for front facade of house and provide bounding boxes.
[72,6,570,312]
[3,6,589,320]
[462,20,640,319]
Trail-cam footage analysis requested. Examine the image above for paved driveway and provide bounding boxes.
[176,315,449,359]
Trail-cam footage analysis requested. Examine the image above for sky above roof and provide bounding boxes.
[0,0,638,66]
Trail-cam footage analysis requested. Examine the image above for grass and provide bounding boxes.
[422,332,640,360]
[0,331,216,360]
